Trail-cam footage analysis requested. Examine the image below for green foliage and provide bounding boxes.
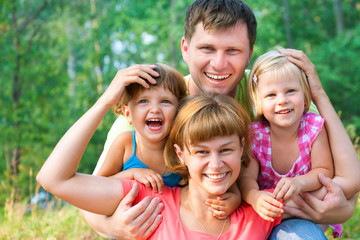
[1,0,360,237]
[310,25,360,126]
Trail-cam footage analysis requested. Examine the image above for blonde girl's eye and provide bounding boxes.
[287,89,295,94]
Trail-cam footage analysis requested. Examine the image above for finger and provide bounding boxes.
[133,64,159,85]
[143,179,153,191]
[153,174,164,193]
[275,185,289,201]
[261,200,283,215]
[205,198,221,206]
[210,208,227,218]
[282,187,296,202]
[138,202,164,239]
[273,180,285,197]
[142,211,163,239]
[258,210,275,222]
[318,173,339,194]
[129,196,162,227]
[280,48,307,60]
[264,196,283,209]
[146,175,161,193]
[118,182,140,211]
[208,203,226,211]
[216,193,232,200]
[288,193,320,219]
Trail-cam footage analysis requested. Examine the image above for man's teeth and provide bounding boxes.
[277,110,292,114]
[206,173,226,179]
[205,73,230,80]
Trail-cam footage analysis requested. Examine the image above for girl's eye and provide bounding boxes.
[162,99,171,104]
[287,89,295,94]
[195,150,208,155]
[267,93,275,98]
[139,99,148,103]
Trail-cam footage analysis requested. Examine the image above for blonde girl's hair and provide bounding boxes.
[248,50,311,123]
[112,63,187,117]
[164,94,252,185]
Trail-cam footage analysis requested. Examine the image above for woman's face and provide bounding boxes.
[175,134,243,196]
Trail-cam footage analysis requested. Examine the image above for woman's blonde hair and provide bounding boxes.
[248,50,311,123]
[112,63,187,116]
[165,94,251,185]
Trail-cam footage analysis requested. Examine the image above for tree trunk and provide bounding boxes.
[283,0,293,48]
[7,0,48,179]
[9,2,22,178]
[169,0,177,68]
[90,0,104,95]
[333,0,344,35]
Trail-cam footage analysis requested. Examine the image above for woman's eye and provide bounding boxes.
[221,148,232,153]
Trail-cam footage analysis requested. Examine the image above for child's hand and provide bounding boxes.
[252,191,283,222]
[205,192,242,220]
[273,177,301,202]
[133,168,164,193]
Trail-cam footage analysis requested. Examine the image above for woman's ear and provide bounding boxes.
[173,144,185,165]
[122,105,132,125]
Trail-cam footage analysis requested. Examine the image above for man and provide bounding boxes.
[82,0,360,239]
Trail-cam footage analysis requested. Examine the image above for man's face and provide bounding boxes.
[181,21,253,97]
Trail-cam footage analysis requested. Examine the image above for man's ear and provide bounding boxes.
[174,144,186,165]
[181,36,189,64]
[122,105,132,125]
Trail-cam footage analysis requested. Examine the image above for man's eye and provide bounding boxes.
[201,46,214,52]
[227,49,240,54]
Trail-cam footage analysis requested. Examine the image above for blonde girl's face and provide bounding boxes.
[175,134,243,197]
[123,86,179,143]
[258,71,305,129]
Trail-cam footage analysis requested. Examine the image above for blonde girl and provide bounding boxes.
[239,50,341,237]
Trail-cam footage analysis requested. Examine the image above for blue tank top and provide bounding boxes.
[123,131,182,187]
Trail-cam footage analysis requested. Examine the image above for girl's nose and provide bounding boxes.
[277,94,289,105]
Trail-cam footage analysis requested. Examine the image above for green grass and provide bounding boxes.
[325,197,360,240]
[1,194,360,239]
[0,196,104,240]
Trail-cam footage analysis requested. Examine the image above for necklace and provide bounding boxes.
[185,200,229,240]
